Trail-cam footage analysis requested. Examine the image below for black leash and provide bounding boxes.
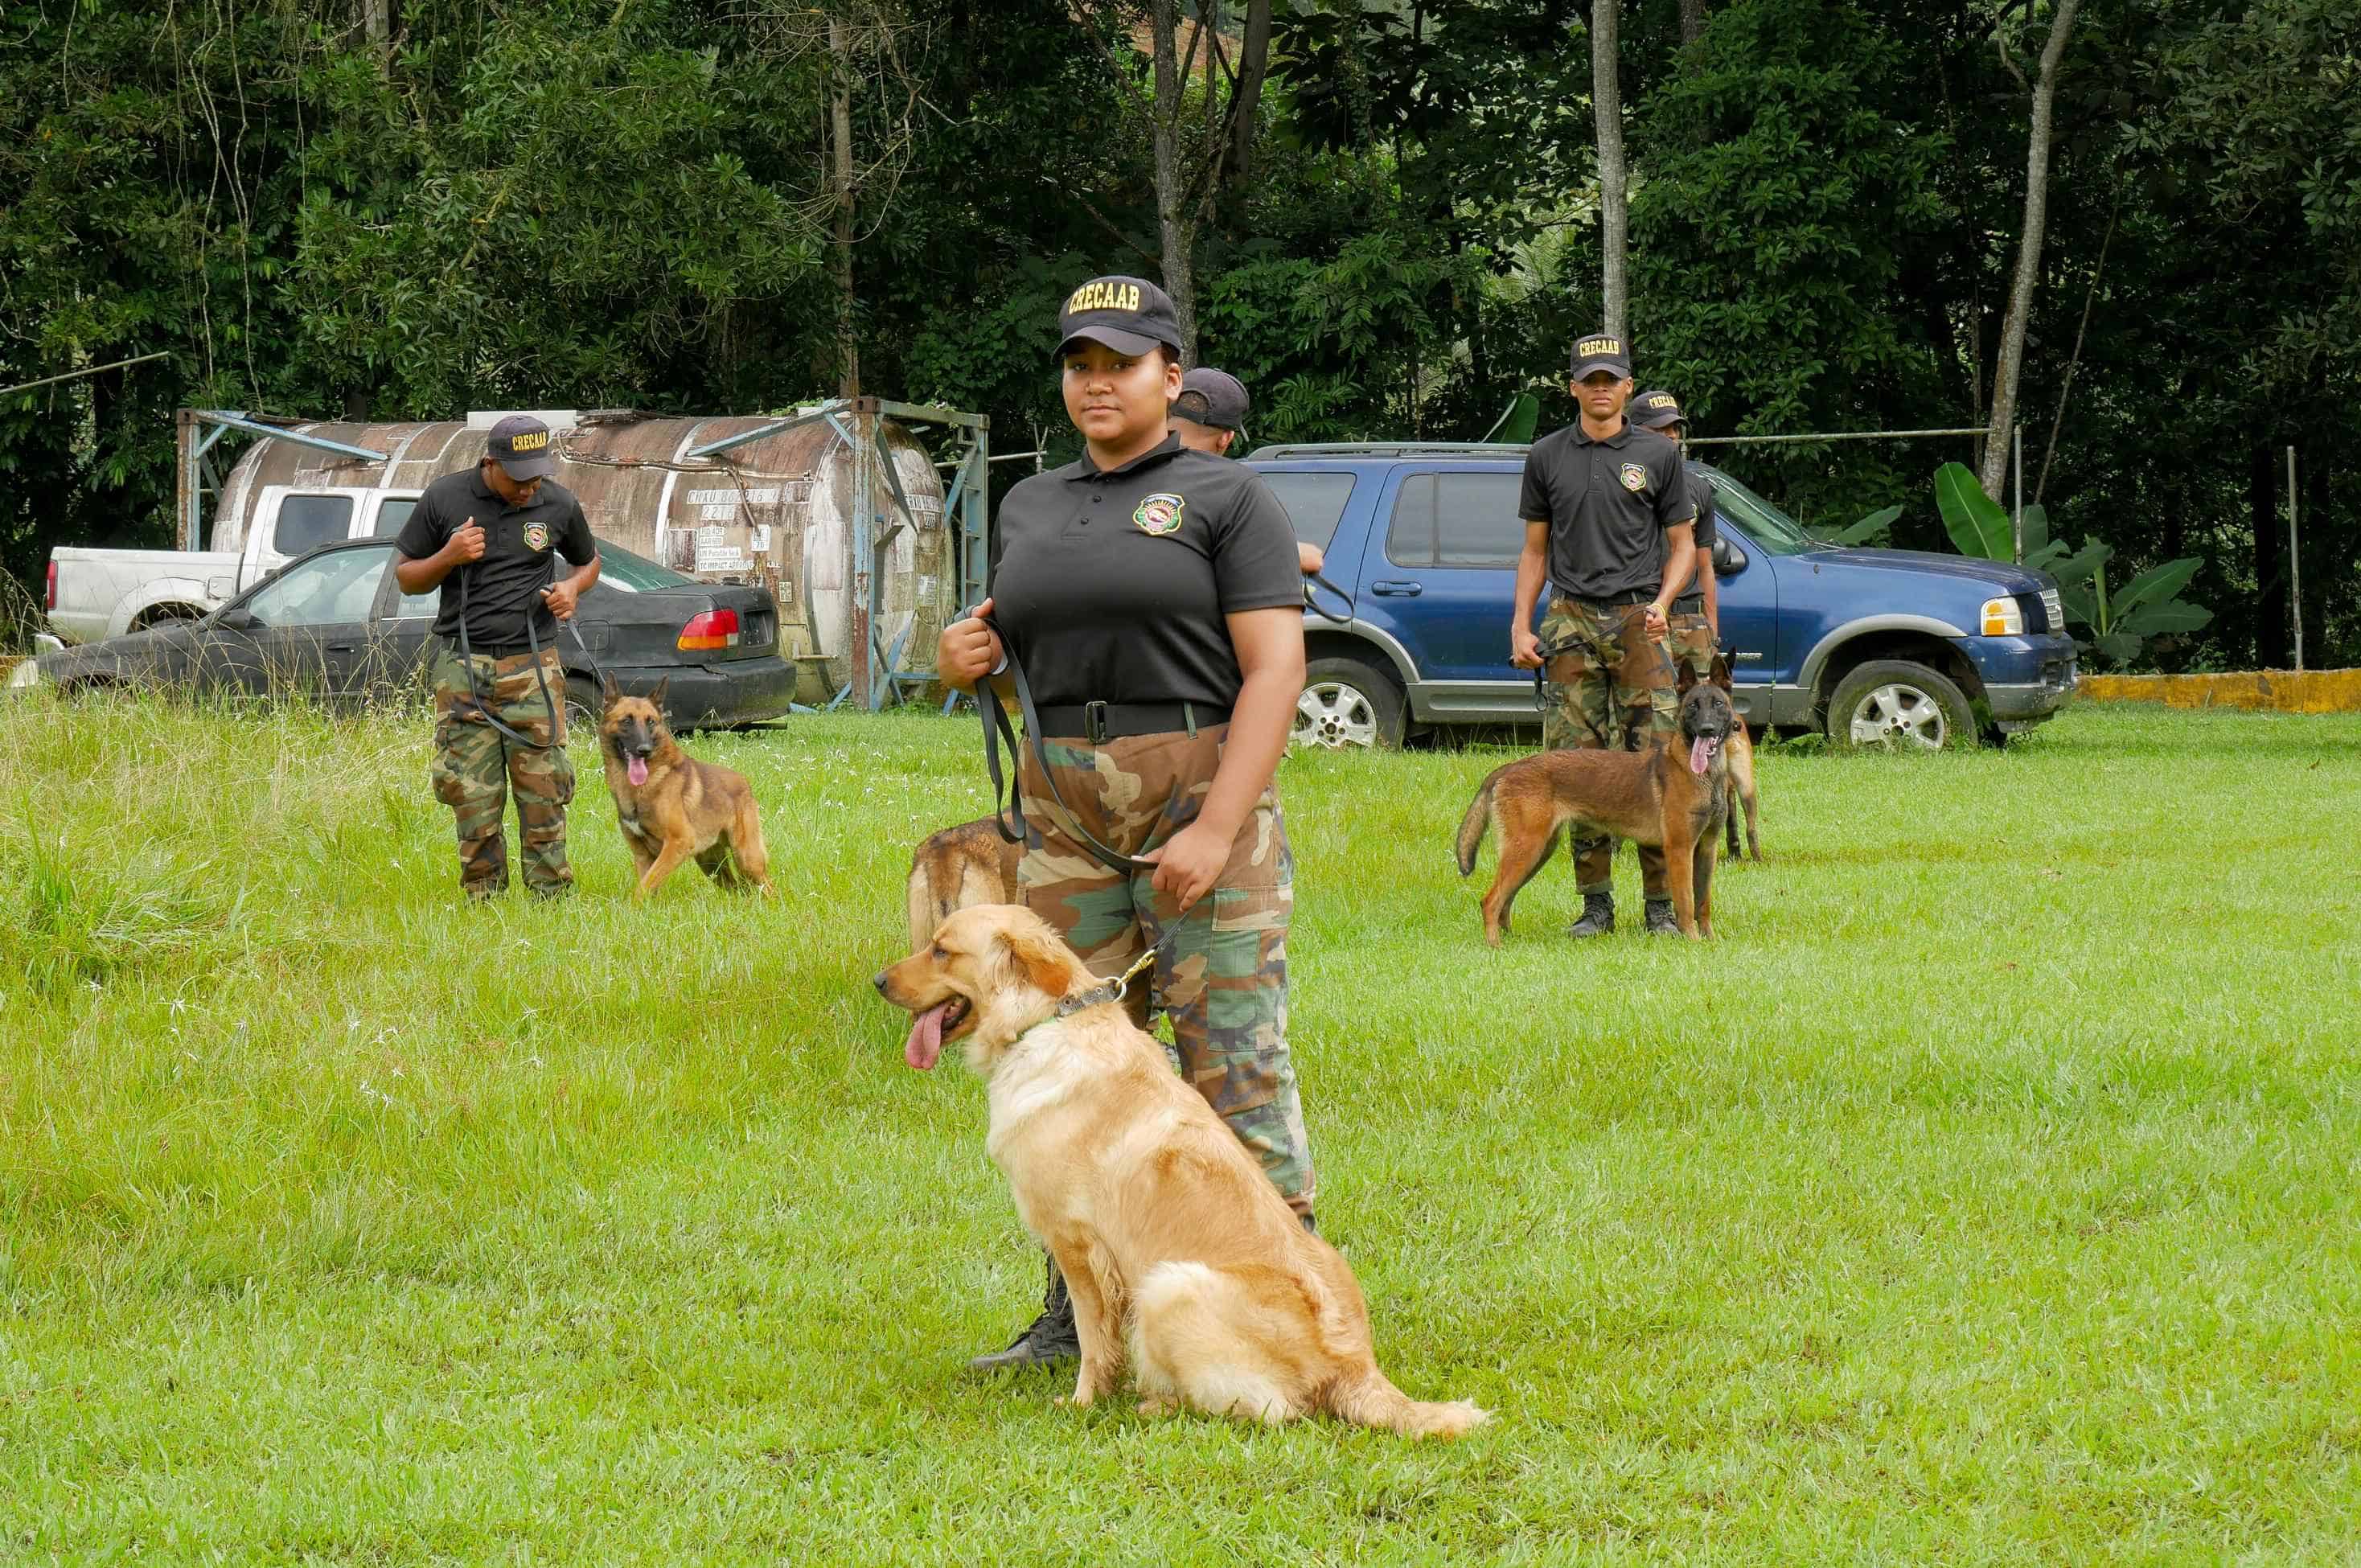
[978,638,1153,876]
[1301,571,1356,626]
[1530,636,1583,710]
[450,555,605,750]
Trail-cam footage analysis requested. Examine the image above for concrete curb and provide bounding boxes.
[2079,670,2361,715]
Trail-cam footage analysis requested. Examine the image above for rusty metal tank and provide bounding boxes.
[209,409,955,704]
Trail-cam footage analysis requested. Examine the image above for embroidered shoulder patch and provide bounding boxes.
[1619,462,1649,494]
[524,520,551,552]
[1133,492,1185,536]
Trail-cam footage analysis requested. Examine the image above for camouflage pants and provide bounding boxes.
[1538,596,1677,897]
[429,645,574,899]
[1016,723,1314,1217]
[1663,608,1716,684]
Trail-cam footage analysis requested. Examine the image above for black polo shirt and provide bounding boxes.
[1671,461,1718,605]
[987,437,1301,710]
[1517,418,1694,601]
[394,469,596,648]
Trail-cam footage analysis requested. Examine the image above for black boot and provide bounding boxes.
[967,1252,1079,1371]
[1566,892,1615,938]
[1644,897,1681,935]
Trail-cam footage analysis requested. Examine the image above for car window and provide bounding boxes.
[1259,472,1357,552]
[273,493,356,557]
[1384,474,1437,566]
[1700,468,1813,556]
[242,548,391,628]
[1435,473,1526,568]
[595,538,696,592]
[374,497,418,539]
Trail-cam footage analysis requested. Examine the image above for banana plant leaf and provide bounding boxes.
[2117,599,2214,636]
[2112,557,2203,618]
[2097,629,2145,663]
[1935,462,2013,560]
[1830,504,1902,544]
[2018,503,2050,557]
[2047,540,2113,593]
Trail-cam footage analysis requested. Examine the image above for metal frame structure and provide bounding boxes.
[175,408,387,552]
[686,396,988,711]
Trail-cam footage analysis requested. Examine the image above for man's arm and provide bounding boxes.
[541,550,599,621]
[1510,520,1548,668]
[1698,541,1719,638]
[396,515,484,593]
[1646,523,1695,636]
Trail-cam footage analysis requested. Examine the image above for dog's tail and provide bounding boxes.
[1326,1366,1490,1439]
[1455,765,1513,877]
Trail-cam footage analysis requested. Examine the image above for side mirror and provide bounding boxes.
[1713,538,1748,577]
[216,608,258,631]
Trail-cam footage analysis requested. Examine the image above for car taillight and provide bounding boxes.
[47,560,57,612]
[678,608,741,651]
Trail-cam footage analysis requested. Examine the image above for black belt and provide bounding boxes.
[1555,587,1655,609]
[1032,700,1230,744]
[457,640,554,662]
[1671,593,1702,614]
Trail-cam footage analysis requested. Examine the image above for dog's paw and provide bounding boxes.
[1136,1397,1178,1418]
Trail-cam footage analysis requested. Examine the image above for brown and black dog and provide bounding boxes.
[1456,681,1736,944]
[906,815,1021,951]
[1699,654,1763,862]
[600,675,771,900]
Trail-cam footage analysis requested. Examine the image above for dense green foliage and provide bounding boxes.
[3,0,2355,667]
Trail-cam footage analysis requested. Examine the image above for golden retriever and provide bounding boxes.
[874,903,1488,1437]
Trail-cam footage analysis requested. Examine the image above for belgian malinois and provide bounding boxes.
[906,815,1021,951]
[1456,682,1735,944]
[1698,654,1763,861]
[600,675,771,899]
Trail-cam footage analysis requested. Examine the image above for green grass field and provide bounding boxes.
[4,692,2358,1563]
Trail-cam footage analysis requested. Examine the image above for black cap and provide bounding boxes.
[486,414,558,480]
[1056,275,1183,359]
[1571,331,1632,380]
[1631,389,1686,429]
[1173,367,1250,432]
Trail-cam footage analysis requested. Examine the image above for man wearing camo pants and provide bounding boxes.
[1632,388,1720,686]
[394,415,601,900]
[1509,334,1697,938]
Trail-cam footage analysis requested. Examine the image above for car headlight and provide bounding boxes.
[1980,597,2025,636]
[6,657,43,691]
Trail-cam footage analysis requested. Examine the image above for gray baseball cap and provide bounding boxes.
[486,414,558,480]
[1173,367,1250,432]
[1631,389,1686,429]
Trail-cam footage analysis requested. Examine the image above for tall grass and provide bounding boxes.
[2,689,2356,1562]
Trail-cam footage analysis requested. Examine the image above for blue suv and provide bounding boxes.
[1251,443,2078,750]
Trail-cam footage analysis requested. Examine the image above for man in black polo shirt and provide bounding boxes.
[1170,365,1328,577]
[1632,389,1719,684]
[394,415,601,899]
[1509,334,1695,937]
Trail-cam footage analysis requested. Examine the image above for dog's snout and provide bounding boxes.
[872,971,890,996]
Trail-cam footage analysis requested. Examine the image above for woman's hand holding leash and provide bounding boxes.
[1137,821,1229,913]
[938,597,1004,692]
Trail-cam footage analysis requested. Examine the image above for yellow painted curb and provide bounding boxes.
[2079,669,2361,714]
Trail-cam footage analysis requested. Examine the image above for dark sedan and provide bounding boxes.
[10,537,794,729]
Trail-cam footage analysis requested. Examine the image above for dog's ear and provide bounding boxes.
[600,671,621,708]
[646,676,670,716]
[1000,924,1078,998]
[1710,652,1735,692]
[1675,659,1699,698]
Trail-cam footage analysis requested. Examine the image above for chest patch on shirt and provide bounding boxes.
[524,520,550,552]
[1619,463,1649,494]
[1132,492,1185,536]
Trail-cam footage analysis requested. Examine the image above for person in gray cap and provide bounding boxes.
[394,415,601,899]
[1630,389,1719,686]
[1171,366,1326,576]
[1509,333,1695,938]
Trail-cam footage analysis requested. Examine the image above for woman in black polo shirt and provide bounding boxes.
[934,274,1316,1371]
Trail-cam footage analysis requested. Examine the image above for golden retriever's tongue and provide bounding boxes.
[905,1003,949,1070]
[1690,735,1718,775]
[626,757,649,787]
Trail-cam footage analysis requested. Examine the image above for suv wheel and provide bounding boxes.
[1826,659,1974,753]
[1295,657,1404,750]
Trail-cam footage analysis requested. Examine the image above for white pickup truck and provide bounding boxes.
[46,485,422,643]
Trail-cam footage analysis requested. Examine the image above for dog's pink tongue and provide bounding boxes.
[904,1003,949,1071]
[1690,735,1718,775]
[626,757,649,786]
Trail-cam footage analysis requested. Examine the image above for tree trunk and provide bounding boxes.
[1591,0,1628,339]
[1229,0,1273,190]
[2250,441,2288,668]
[1677,0,1706,47]
[362,0,392,72]
[1149,0,1197,359]
[1978,0,2081,501]
[829,14,860,400]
